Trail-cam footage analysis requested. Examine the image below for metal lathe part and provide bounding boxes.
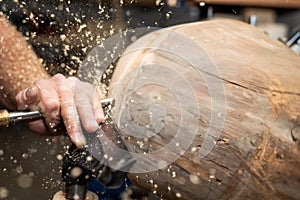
[100,98,115,106]
[9,111,42,123]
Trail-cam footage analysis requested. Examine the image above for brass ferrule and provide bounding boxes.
[0,110,10,126]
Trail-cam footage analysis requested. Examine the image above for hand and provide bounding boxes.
[15,73,105,147]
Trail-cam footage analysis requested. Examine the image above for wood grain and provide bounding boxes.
[110,20,300,199]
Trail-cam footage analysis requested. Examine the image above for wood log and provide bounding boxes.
[109,20,300,199]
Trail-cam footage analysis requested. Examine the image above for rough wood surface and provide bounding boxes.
[109,20,300,199]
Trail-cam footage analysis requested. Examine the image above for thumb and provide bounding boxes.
[16,86,40,110]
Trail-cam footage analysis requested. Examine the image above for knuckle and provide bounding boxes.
[45,98,60,112]
[67,76,79,85]
[34,79,47,87]
[59,85,70,93]
[61,99,74,108]
[33,80,43,87]
[76,94,88,103]
[57,81,73,93]
[15,91,22,102]
[52,73,65,81]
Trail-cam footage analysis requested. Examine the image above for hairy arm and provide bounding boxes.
[0,16,104,147]
[0,16,49,110]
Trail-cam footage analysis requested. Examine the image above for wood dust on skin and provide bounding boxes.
[0,16,49,109]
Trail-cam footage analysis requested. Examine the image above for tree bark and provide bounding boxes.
[109,20,300,199]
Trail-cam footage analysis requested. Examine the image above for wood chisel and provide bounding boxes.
[0,98,114,126]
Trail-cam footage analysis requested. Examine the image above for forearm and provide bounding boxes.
[0,16,50,110]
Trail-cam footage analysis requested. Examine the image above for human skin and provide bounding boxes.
[0,16,104,147]
[0,16,49,109]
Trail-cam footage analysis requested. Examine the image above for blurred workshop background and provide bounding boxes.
[0,0,299,199]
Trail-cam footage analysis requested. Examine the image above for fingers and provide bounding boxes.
[75,81,104,133]
[53,74,86,147]
[27,120,47,135]
[16,86,40,110]
[15,73,105,148]
[34,79,61,131]
[16,79,61,135]
[76,92,99,133]
[16,86,47,134]
[93,91,105,124]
